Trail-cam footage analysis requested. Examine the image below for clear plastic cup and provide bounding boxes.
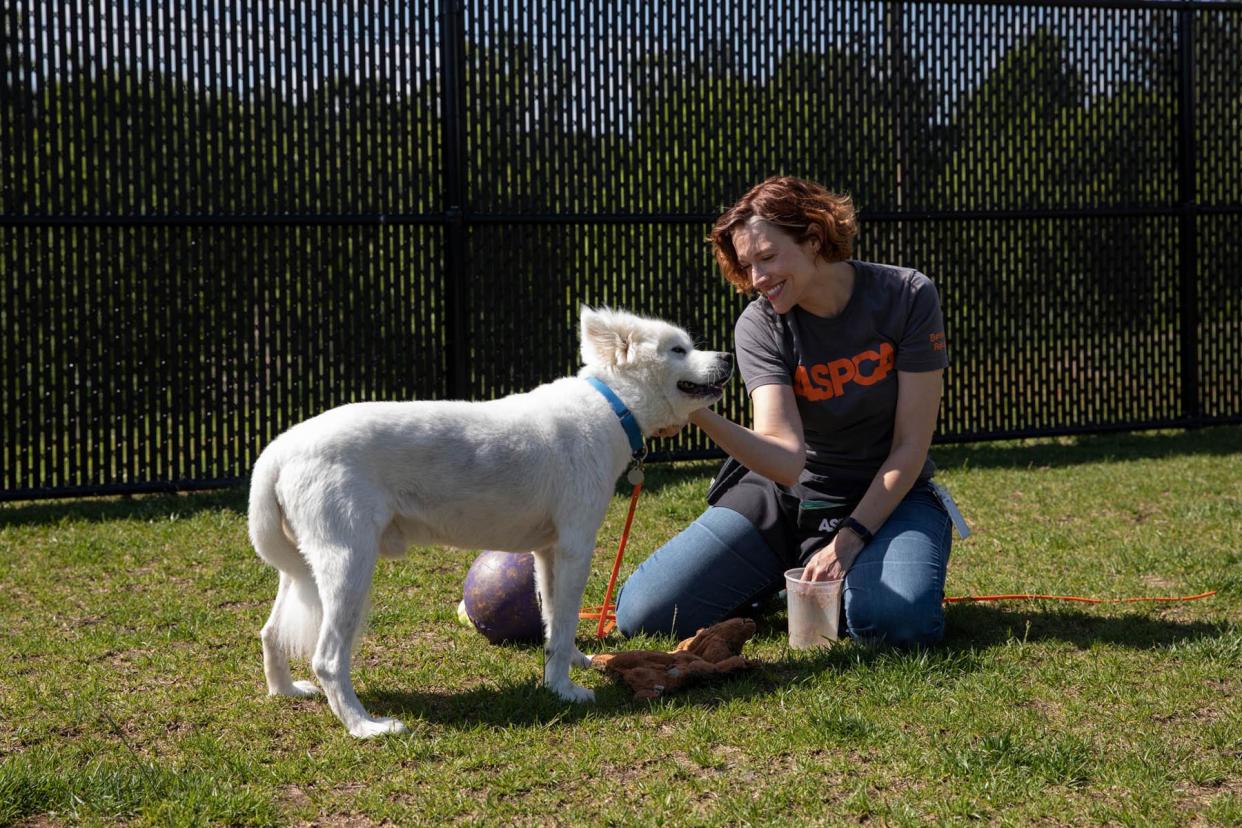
[784,567,843,649]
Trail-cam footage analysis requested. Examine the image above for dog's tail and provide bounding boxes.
[269,571,324,661]
[248,445,305,576]
[250,448,324,660]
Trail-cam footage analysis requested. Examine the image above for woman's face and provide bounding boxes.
[731,218,821,315]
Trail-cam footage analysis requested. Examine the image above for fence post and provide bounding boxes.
[440,0,469,400]
[1178,7,1200,427]
[887,1,907,241]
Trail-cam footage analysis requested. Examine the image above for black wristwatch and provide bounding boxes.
[839,516,874,546]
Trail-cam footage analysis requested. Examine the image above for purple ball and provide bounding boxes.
[462,551,545,645]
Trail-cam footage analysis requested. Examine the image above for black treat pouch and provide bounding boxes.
[706,456,750,505]
[796,496,855,536]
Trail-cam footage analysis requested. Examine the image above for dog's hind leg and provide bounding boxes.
[541,536,597,703]
[305,539,409,739]
[252,455,321,697]
[262,570,322,698]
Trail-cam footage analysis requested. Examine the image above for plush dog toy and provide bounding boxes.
[590,617,757,699]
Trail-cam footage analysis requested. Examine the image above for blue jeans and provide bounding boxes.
[615,485,952,646]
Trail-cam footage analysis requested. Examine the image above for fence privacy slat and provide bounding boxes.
[2,0,1240,501]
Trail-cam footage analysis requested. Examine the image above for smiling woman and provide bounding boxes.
[615,176,955,648]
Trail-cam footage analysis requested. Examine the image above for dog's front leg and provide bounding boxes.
[534,547,593,671]
[540,540,596,703]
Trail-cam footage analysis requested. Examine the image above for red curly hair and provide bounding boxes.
[710,176,858,294]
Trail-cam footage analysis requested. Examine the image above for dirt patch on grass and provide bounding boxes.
[280,784,313,809]
[1025,697,1064,722]
[1175,776,1242,823]
[1190,705,1223,724]
[596,756,665,788]
[62,613,106,629]
[1140,574,1177,590]
[280,784,402,827]
[12,816,59,828]
[217,599,266,610]
[292,813,394,827]
[366,629,462,662]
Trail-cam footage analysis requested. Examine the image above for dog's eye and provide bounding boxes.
[671,346,687,355]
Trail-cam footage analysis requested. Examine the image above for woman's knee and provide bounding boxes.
[614,507,780,639]
[842,496,951,648]
[845,589,945,647]
[614,568,678,638]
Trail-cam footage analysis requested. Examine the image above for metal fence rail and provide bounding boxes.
[2,0,1240,501]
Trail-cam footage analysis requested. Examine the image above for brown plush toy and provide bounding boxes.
[590,617,757,699]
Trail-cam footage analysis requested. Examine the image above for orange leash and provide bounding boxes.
[943,591,1217,604]
[579,481,642,638]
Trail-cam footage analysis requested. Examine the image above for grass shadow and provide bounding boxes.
[932,424,1242,472]
[0,486,249,527]
[364,677,659,728]
[364,617,786,727]
[363,636,989,730]
[942,602,1234,651]
[364,664,799,730]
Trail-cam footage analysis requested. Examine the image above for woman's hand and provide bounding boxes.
[687,387,806,487]
[802,530,864,581]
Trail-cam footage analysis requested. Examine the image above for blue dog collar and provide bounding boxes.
[585,377,646,459]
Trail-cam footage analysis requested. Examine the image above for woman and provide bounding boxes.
[615,176,953,646]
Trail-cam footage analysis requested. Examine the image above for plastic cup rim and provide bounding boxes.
[784,567,844,588]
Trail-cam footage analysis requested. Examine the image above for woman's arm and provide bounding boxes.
[689,384,806,487]
[801,369,944,580]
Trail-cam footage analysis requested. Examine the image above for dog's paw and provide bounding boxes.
[348,716,409,739]
[548,679,595,704]
[571,649,593,669]
[269,680,321,698]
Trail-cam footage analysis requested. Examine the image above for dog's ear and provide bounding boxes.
[580,306,640,367]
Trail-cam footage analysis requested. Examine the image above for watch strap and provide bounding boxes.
[839,516,874,546]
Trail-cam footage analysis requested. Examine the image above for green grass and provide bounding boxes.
[1,427,1240,826]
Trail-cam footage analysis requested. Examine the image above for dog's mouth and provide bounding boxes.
[677,380,725,398]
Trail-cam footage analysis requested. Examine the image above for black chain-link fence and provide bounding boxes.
[3,1,1240,500]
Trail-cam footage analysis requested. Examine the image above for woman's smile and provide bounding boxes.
[762,280,786,302]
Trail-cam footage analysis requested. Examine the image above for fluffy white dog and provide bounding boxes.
[248,307,733,737]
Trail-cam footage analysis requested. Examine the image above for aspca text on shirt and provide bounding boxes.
[792,342,895,401]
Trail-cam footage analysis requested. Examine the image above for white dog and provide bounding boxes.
[248,307,733,737]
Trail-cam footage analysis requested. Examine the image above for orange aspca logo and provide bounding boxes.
[793,343,895,401]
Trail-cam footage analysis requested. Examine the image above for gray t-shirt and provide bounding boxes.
[734,260,948,496]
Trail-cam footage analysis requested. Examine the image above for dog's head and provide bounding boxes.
[578,306,733,435]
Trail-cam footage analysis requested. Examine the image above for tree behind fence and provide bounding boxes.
[2,1,1240,500]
